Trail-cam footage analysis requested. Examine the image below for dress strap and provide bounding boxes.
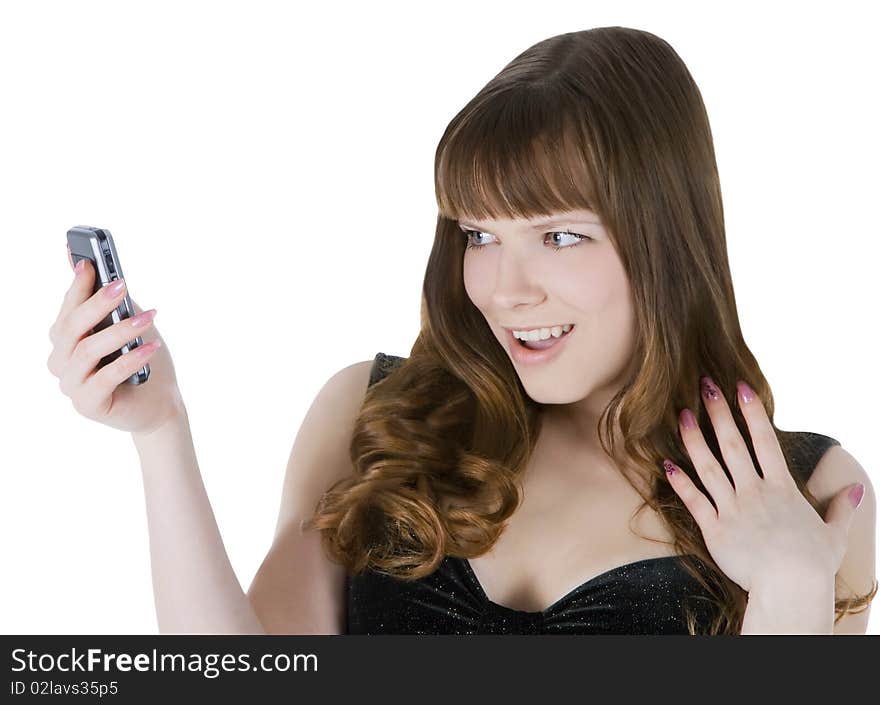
[780,430,841,483]
[368,352,406,388]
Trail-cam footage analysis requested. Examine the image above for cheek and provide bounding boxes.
[562,256,636,351]
[555,260,622,311]
[462,255,491,307]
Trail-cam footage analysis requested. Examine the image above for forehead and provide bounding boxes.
[457,209,602,228]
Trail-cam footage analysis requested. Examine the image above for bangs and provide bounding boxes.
[435,88,600,224]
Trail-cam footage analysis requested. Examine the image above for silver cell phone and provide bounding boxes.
[66,226,150,385]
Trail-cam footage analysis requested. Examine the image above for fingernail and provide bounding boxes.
[74,259,85,275]
[849,483,865,508]
[663,459,678,475]
[679,408,697,429]
[700,376,720,401]
[736,380,756,404]
[136,339,162,356]
[103,279,126,298]
[129,309,157,328]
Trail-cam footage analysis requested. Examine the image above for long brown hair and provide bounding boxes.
[303,26,876,633]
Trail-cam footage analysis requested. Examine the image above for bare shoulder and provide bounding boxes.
[806,444,875,524]
[273,358,376,531]
[246,357,375,634]
[806,444,877,633]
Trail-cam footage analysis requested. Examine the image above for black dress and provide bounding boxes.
[345,352,841,634]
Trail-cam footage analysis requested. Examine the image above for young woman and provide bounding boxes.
[48,26,876,635]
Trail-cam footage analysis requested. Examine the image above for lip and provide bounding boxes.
[505,325,576,365]
[501,324,574,331]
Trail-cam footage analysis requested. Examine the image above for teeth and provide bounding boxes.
[513,324,573,341]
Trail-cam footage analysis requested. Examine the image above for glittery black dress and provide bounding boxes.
[345,352,841,634]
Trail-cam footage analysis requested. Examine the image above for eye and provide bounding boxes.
[545,231,591,250]
[461,229,497,250]
[460,228,591,252]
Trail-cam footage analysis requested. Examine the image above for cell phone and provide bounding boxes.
[66,226,150,385]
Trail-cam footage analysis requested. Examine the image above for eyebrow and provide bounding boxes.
[457,215,600,230]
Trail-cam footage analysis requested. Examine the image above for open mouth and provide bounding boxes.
[513,325,575,350]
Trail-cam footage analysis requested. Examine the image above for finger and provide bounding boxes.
[49,257,97,357]
[663,459,718,530]
[86,339,162,404]
[700,375,761,491]
[56,255,96,326]
[823,482,866,546]
[679,407,737,511]
[735,380,791,487]
[57,277,128,359]
[67,309,157,386]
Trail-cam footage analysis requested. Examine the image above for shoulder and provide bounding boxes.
[273,358,376,531]
[805,439,876,631]
[251,357,379,634]
[323,357,377,399]
[805,440,875,549]
[805,440,874,516]
[318,351,406,411]
[287,358,377,433]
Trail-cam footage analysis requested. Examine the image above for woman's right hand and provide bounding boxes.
[47,245,186,434]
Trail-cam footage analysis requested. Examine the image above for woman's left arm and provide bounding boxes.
[806,446,876,634]
[665,377,876,635]
[739,447,875,634]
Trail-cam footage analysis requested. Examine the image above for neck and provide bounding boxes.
[534,377,655,495]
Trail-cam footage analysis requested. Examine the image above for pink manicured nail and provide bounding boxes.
[663,459,678,475]
[700,376,720,401]
[736,381,756,403]
[849,483,865,508]
[129,309,157,328]
[679,408,697,429]
[103,279,126,298]
[136,339,162,356]
[74,259,85,275]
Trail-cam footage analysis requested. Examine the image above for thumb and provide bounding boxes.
[824,482,866,536]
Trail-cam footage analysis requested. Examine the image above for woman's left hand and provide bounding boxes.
[664,376,865,594]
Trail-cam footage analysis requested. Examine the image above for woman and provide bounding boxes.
[48,26,876,635]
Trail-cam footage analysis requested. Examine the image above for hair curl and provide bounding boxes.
[303,26,876,634]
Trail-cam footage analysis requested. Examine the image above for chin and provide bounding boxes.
[520,383,591,406]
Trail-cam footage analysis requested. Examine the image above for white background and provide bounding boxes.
[1,0,877,634]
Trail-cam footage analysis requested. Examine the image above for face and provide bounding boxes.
[460,208,638,432]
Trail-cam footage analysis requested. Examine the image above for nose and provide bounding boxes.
[490,250,546,309]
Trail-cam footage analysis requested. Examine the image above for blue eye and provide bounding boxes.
[461,229,495,249]
[461,229,591,252]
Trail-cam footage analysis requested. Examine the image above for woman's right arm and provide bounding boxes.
[132,359,374,635]
[132,407,267,634]
[50,247,373,634]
